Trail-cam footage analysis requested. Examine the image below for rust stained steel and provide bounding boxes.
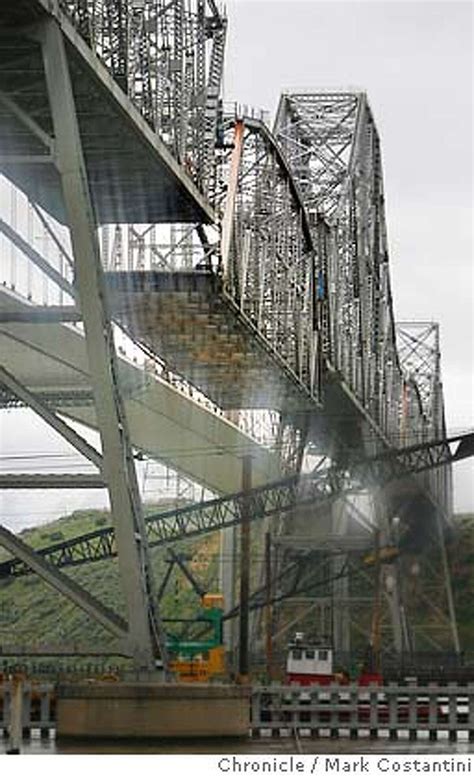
[220,119,244,275]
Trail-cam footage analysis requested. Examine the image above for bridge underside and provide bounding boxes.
[106,270,317,412]
[0,1,213,225]
[105,270,368,454]
[0,286,283,494]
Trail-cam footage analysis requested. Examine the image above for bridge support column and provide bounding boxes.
[434,509,460,652]
[373,492,406,654]
[37,18,167,672]
[331,499,351,653]
[237,455,252,681]
[220,525,239,673]
[6,677,23,754]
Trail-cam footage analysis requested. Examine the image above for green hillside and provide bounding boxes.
[0,505,221,666]
[0,508,472,670]
[449,513,474,650]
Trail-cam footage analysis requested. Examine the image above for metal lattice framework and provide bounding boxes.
[396,322,451,516]
[396,322,442,439]
[59,0,226,193]
[217,117,320,403]
[274,93,429,448]
[0,2,465,660]
[2,431,471,579]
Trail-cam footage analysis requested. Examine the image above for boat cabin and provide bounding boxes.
[286,633,335,686]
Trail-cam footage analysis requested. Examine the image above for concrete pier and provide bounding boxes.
[6,678,23,754]
[56,682,250,739]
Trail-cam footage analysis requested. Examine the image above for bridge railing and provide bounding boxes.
[251,682,474,740]
[0,681,56,739]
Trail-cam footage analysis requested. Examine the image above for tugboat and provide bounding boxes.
[285,633,349,686]
[284,634,442,725]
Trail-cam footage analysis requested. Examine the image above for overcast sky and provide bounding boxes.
[0,0,472,529]
[223,0,474,511]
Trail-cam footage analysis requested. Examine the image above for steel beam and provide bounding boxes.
[372,491,405,653]
[0,643,129,656]
[0,217,74,297]
[433,509,460,652]
[0,91,55,153]
[220,523,239,668]
[38,18,164,671]
[2,431,470,579]
[0,365,102,470]
[29,201,74,270]
[0,474,104,489]
[0,307,80,323]
[238,455,252,681]
[220,120,244,276]
[331,498,351,652]
[0,525,128,642]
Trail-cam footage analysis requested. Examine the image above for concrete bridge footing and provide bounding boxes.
[56,682,251,739]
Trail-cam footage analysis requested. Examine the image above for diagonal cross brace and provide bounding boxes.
[0,218,74,298]
[35,17,168,670]
[2,431,472,579]
[0,525,129,642]
[0,365,103,472]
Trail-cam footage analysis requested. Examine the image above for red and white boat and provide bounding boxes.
[285,633,348,686]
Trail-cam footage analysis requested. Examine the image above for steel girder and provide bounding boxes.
[58,0,226,194]
[2,432,471,579]
[396,322,451,517]
[275,93,403,442]
[274,92,453,520]
[274,91,457,652]
[0,16,171,672]
[396,323,442,439]
[217,116,320,403]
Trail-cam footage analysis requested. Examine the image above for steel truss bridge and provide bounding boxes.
[0,0,470,671]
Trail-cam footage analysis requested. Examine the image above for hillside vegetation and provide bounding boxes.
[0,509,472,665]
[449,513,474,650]
[0,505,220,662]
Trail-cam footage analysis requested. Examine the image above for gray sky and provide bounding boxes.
[223,0,474,511]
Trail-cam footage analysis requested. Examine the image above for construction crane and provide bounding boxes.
[159,549,226,682]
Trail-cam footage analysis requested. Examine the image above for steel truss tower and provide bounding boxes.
[271,92,457,654]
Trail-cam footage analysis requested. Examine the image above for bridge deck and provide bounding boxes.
[106,270,318,412]
[105,271,370,454]
[0,286,283,494]
[0,0,213,225]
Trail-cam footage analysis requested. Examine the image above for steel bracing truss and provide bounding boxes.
[274,95,449,454]
[217,117,320,402]
[396,322,442,438]
[275,93,418,449]
[1,432,471,579]
[395,321,452,519]
[59,0,226,194]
